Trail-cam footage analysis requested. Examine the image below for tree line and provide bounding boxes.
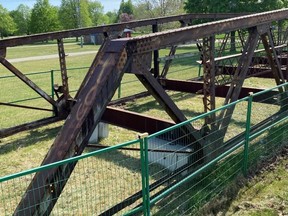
[0,0,286,38]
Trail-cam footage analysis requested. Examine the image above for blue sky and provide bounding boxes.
[0,0,127,12]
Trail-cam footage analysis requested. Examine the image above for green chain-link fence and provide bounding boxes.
[0,66,146,129]
[1,82,288,215]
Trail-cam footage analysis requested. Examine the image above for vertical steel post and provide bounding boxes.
[243,95,252,176]
[57,39,70,100]
[218,27,259,131]
[152,24,159,78]
[50,70,55,100]
[139,133,150,216]
[50,70,56,116]
[202,35,216,128]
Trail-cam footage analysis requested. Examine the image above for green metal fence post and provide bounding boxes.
[243,95,253,176]
[139,133,150,216]
[50,70,55,100]
[50,70,55,115]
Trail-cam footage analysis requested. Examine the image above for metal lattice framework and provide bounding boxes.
[0,9,288,215]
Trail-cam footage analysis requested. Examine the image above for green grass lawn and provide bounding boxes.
[0,40,287,215]
[226,149,288,216]
[6,40,100,59]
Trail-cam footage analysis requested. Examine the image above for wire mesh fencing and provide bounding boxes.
[1,83,288,215]
[0,67,148,129]
[146,98,248,215]
[146,82,288,215]
[0,139,146,216]
[0,70,55,129]
[247,83,288,170]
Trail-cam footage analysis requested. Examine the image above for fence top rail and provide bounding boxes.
[0,138,140,182]
[0,13,245,49]
[252,82,288,98]
[0,66,91,79]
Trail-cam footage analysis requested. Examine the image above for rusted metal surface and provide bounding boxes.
[15,40,129,215]
[160,79,278,104]
[135,62,204,167]
[160,45,177,78]
[103,106,175,133]
[2,9,287,139]
[122,9,288,53]
[202,36,216,126]
[0,48,6,57]
[57,39,70,100]
[152,24,160,78]
[75,39,110,99]
[219,65,288,79]
[3,8,288,215]
[218,27,260,130]
[136,69,189,124]
[261,30,286,88]
[0,13,246,48]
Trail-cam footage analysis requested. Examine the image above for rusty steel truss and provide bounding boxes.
[0,9,288,215]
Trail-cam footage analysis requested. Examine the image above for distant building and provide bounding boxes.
[83,29,134,45]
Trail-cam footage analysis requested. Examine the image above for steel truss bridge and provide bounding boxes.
[0,9,288,215]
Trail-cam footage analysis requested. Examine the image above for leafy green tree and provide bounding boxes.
[30,0,60,34]
[134,0,184,19]
[10,4,31,35]
[106,11,118,24]
[119,0,134,15]
[59,0,92,29]
[184,0,284,13]
[79,0,93,27]
[88,0,109,25]
[257,0,287,11]
[0,4,17,37]
[117,0,134,22]
[59,0,79,30]
[184,0,286,52]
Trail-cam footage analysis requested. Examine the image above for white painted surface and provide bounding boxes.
[89,122,109,144]
[148,138,192,173]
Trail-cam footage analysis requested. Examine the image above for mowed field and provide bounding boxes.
[0,39,287,215]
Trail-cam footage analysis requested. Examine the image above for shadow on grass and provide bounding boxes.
[0,126,61,155]
[125,92,200,114]
[124,91,253,129]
